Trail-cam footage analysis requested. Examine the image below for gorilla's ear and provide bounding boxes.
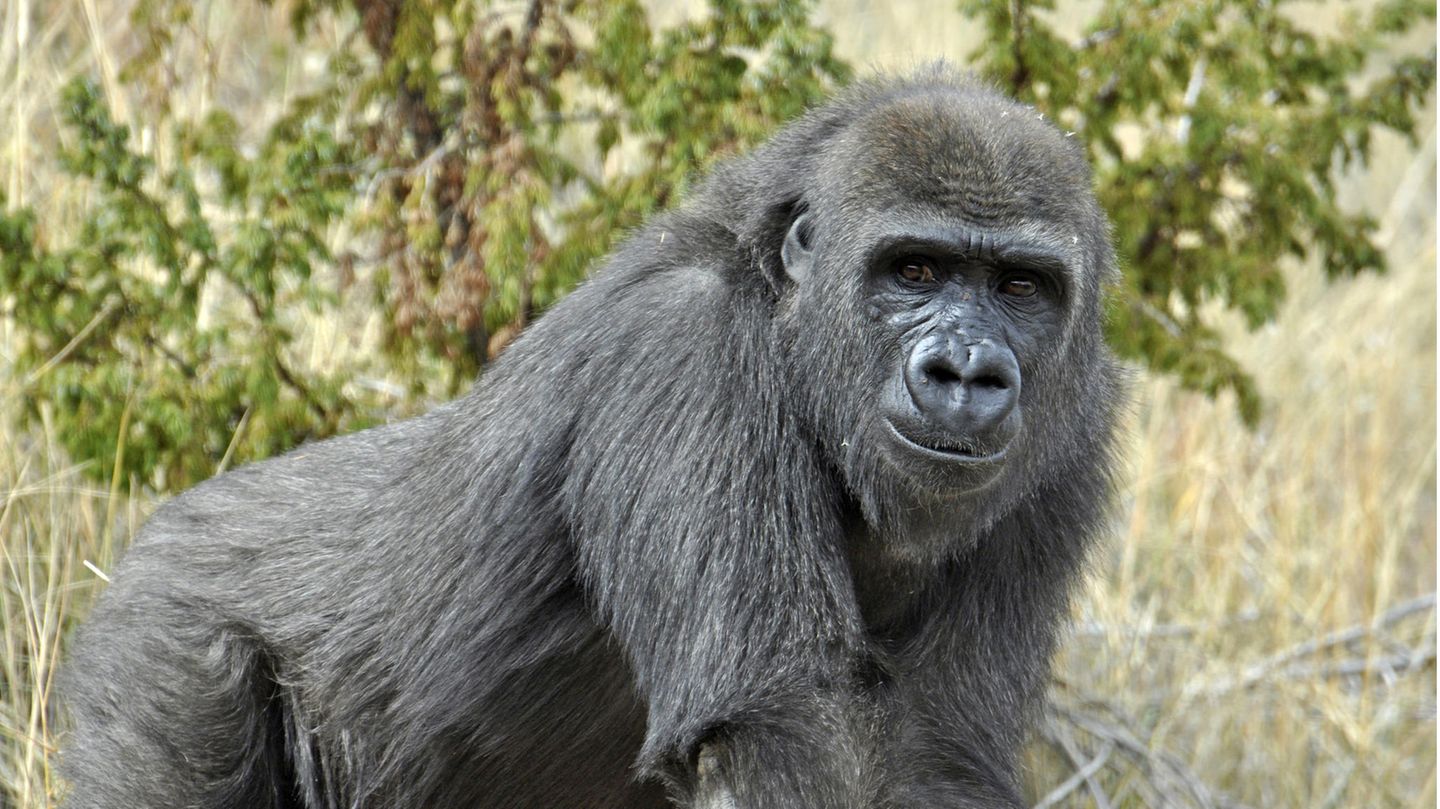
[780,213,815,285]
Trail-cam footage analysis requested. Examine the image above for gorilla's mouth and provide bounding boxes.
[883,420,1007,463]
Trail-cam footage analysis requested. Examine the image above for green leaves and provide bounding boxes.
[962,0,1434,423]
[3,0,848,492]
[1,77,365,491]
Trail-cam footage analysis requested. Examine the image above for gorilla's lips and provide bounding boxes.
[882,419,1008,463]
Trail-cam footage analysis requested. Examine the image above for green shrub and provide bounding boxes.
[1,0,1432,489]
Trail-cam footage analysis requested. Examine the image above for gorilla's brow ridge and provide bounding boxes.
[864,224,1072,275]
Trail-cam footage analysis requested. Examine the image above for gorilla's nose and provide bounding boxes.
[904,336,1020,437]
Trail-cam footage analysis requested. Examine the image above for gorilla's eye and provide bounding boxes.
[896,258,938,285]
[999,275,1039,298]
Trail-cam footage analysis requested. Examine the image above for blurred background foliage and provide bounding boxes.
[0,0,1432,491]
[964,0,1434,423]
[2,0,850,490]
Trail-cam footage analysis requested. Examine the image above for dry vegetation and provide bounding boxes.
[1,2,1434,807]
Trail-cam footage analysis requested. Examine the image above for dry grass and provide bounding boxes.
[1,2,1434,807]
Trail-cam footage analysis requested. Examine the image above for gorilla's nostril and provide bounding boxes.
[926,365,962,386]
[972,374,1008,390]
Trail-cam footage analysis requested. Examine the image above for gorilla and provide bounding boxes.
[60,68,1123,809]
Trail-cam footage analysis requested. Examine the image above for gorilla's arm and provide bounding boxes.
[554,262,872,806]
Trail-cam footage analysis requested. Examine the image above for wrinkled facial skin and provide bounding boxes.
[864,225,1068,493]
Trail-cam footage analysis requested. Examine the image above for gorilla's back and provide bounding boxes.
[62,404,664,808]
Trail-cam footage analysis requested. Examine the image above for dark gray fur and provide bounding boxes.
[60,67,1124,809]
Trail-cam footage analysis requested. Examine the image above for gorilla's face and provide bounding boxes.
[774,90,1106,553]
[862,222,1069,493]
[782,211,1075,500]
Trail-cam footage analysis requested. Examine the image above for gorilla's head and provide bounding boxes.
[759,73,1121,560]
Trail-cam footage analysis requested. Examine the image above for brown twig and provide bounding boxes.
[239,289,333,427]
[21,299,121,388]
[1181,592,1436,699]
[1008,0,1030,95]
[1035,721,1115,809]
[1038,698,1255,809]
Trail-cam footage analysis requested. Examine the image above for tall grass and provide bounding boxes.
[2,2,1434,807]
[0,409,143,804]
